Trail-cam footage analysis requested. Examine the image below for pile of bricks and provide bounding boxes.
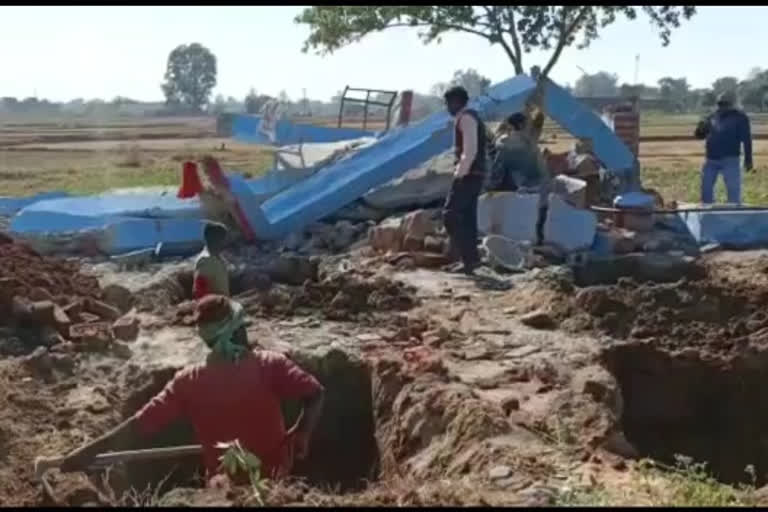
[0,236,139,350]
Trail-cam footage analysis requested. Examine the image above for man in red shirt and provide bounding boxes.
[59,295,325,482]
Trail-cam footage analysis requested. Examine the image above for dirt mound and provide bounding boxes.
[0,238,119,356]
[239,272,418,321]
[566,276,768,355]
[0,359,121,506]
[0,240,100,315]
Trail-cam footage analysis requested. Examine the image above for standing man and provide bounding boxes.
[193,222,231,299]
[443,86,488,275]
[58,295,325,483]
[695,91,754,204]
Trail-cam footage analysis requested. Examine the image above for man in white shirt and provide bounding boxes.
[442,86,488,275]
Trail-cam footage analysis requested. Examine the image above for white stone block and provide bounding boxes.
[543,194,597,252]
[477,192,539,243]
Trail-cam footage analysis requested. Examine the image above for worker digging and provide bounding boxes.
[42,294,324,486]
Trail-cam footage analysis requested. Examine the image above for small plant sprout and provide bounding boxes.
[217,440,268,505]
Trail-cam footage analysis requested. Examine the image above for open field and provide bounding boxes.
[0,138,273,196]
[2,113,768,203]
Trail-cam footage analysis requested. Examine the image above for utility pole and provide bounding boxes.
[634,54,640,86]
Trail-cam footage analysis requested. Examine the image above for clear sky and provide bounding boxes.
[1,6,765,103]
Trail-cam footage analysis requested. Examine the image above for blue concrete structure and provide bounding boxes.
[9,73,640,252]
[232,115,375,145]
[677,210,768,249]
[10,190,205,255]
[250,73,636,239]
[0,192,70,216]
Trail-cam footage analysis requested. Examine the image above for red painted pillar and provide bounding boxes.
[398,90,414,126]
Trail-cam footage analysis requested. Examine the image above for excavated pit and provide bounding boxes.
[590,274,768,485]
[603,342,768,485]
[113,348,381,497]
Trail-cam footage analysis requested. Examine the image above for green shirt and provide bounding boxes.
[194,248,230,297]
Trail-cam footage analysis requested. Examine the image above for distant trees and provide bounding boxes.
[573,71,619,97]
[710,76,739,98]
[244,88,274,114]
[161,43,218,112]
[657,77,690,112]
[431,69,491,99]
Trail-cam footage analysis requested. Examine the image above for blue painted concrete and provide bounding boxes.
[542,80,635,173]
[8,73,639,251]
[677,209,768,248]
[244,168,316,199]
[247,74,638,240]
[232,115,375,145]
[10,189,205,255]
[0,192,70,216]
[255,75,540,239]
[101,218,207,255]
[11,190,200,225]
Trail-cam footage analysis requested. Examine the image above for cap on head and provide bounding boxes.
[203,221,228,249]
[717,90,736,107]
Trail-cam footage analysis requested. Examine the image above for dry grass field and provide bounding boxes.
[2,112,768,203]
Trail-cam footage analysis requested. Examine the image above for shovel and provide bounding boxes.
[34,445,203,500]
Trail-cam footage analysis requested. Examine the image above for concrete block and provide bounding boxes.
[543,194,597,253]
[550,175,587,209]
[679,209,768,248]
[400,209,439,242]
[477,192,539,244]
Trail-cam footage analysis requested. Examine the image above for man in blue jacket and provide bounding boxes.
[695,91,754,204]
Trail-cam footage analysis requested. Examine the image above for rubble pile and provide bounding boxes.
[0,236,138,356]
[282,220,372,255]
[369,209,448,256]
[239,271,419,321]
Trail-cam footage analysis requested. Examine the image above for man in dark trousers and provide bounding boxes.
[443,86,488,275]
[695,91,754,204]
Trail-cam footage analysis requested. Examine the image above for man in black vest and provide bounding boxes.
[442,86,488,275]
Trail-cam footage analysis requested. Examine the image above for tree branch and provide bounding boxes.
[484,6,523,75]
[541,7,590,79]
[507,9,525,75]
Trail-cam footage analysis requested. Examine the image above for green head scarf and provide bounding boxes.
[197,300,247,362]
